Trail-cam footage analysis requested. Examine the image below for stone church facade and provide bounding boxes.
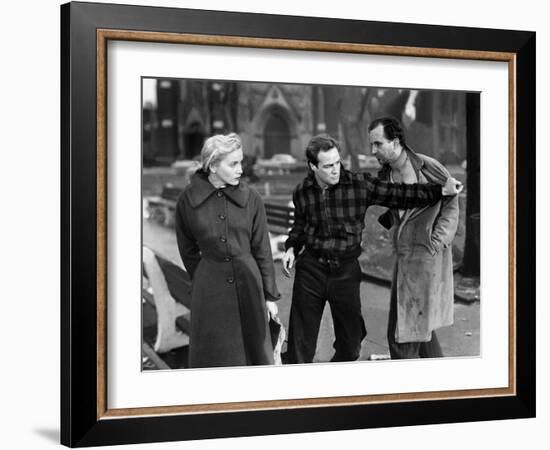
[143,78,469,167]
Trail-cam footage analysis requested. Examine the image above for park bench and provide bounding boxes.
[264,202,294,260]
[264,203,294,235]
[145,185,180,227]
[142,247,192,365]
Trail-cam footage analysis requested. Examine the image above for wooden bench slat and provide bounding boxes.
[265,203,294,238]
[265,210,293,219]
[155,256,192,309]
[265,203,294,213]
[268,220,294,229]
[266,213,293,222]
[142,342,171,370]
[269,226,293,236]
[143,289,192,330]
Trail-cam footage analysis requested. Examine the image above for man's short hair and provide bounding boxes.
[305,134,341,167]
[368,116,407,147]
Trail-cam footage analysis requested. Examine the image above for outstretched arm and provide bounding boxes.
[364,173,461,209]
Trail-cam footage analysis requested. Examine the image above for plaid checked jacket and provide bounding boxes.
[284,168,443,257]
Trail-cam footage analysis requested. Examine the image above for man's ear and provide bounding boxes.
[308,161,317,172]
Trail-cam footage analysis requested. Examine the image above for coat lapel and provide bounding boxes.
[186,170,250,209]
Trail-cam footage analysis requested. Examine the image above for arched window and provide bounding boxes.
[184,122,205,159]
[263,113,290,158]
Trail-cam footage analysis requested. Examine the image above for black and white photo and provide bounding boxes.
[141,77,479,370]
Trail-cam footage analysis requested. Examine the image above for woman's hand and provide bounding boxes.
[266,301,278,319]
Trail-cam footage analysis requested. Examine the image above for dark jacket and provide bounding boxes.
[175,170,280,367]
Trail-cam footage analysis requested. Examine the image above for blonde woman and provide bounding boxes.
[175,133,280,368]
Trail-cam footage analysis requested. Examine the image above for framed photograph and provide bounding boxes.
[61,1,535,447]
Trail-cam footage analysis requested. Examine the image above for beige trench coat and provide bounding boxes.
[379,149,459,342]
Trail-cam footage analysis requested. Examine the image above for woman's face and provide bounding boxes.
[211,148,244,186]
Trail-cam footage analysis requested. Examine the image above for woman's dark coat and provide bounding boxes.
[175,171,280,368]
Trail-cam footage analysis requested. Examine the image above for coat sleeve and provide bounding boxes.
[175,196,202,280]
[362,173,443,209]
[431,195,460,252]
[284,186,306,254]
[423,158,460,252]
[250,193,281,302]
[376,166,394,230]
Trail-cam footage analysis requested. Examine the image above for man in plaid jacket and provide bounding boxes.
[282,134,462,364]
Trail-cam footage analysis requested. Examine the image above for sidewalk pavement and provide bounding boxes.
[272,261,480,362]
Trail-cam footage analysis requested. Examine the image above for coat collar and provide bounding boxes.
[186,170,250,208]
[377,145,425,179]
[405,146,425,175]
[378,146,443,232]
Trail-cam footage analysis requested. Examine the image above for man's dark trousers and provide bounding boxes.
[285,250,366,363]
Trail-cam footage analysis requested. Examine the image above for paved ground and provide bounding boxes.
[271,261,480,362]
[143,219,480,365]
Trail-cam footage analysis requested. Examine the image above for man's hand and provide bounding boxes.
[282,248,295,277]
[442,177,464,195]
[266,301,278,319]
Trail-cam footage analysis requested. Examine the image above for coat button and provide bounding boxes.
[219,214,226,220]
[220,236,227,243]
[227,277,234,283]
[216,191,223,198]
[224,256,232,262]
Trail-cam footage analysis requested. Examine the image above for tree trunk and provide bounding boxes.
[462,93,480,276]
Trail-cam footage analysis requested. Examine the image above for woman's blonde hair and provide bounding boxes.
[201,133,242,172]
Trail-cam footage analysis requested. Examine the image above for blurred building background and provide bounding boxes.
[143,78,470,169]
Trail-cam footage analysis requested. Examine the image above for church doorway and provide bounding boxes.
[183,122,205,159]
[263,113,291,158]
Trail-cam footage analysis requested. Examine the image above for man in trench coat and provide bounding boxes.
[370,116,460,358]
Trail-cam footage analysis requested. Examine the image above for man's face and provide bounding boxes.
[310,147,341,187]
[369,124,401,165]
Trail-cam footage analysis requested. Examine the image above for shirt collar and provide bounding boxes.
[186,170,250,208]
